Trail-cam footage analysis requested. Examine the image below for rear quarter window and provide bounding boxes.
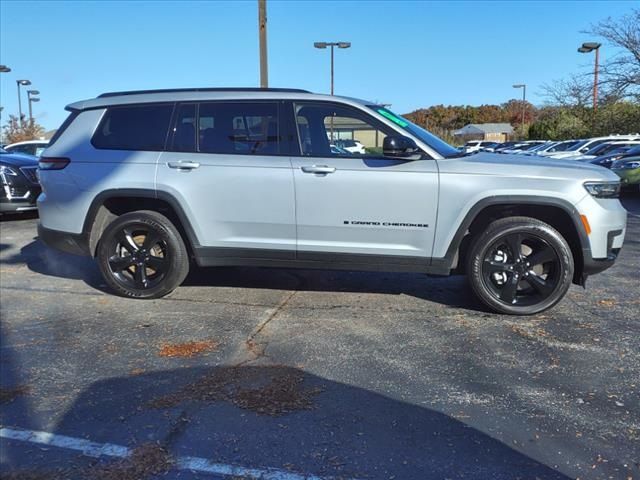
[92,104,174,151]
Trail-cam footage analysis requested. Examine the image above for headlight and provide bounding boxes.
[583,181,620,198]
[0,165,18,185]
[0,165,18,176]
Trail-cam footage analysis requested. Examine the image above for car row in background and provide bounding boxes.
[463,134,640,190]
[0,147,41,214]
[3,139,50,157]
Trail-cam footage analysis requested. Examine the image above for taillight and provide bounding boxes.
[39,157,70,170]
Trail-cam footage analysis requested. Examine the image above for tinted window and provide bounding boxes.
[171,103,197,152]
[198,102,279,155]
[294,103,393,158]
[92,104,174,151]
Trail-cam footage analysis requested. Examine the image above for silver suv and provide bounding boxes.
[37,88,627,314]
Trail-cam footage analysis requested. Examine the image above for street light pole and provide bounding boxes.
[258,0,268,88]
[16,79,31,121]
[0,66,11,133]
[578,42,601,111]
[512,84,526,137]
[27,90,40,124]
[314,41,351,95]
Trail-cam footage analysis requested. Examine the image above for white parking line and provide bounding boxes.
[0,425,340,480]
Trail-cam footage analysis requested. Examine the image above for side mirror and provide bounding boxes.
[383,135,422,159]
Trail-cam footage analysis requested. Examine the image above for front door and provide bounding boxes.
[290,101,439,261]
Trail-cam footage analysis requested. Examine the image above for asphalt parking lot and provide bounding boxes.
[1,195,639,480]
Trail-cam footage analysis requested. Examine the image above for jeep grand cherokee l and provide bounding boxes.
[37,88,627,314]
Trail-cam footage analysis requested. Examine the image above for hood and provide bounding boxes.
[0,152,39,167]
[440,151,619,182]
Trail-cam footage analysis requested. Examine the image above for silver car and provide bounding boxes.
[37,88,627,314]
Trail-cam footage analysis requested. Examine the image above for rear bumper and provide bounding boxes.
[38,223,90,256]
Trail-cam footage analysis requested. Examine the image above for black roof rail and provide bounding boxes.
[98,87,311,98]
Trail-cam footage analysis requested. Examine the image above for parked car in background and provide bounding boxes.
[0,147,41,213]
[590,145,640,169]
[463,140,499,153]
[535,140,581,156]
[573,141,640,161]
[500,141,546,154]
[547,135,640,159]
[4,140,50,157]
[333,139,366,155]
[611,154,640,190]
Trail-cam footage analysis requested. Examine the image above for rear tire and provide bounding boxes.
[97,210,189,299]
[467,216,574,315]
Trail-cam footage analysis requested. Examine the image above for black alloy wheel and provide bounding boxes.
[467,216,574,315]
[97,210,189,299]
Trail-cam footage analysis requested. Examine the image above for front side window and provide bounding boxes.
[197,102,279,155]
[92,104,174,151]
[294,103,392,158]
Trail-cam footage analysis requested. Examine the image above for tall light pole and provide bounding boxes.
[27,90,40,124]
[512,84,526,137]
[16,79,31,121]
[0,66,10,135]
[258,0,268,88]
[314,41,351,95]
[578,42,601,111]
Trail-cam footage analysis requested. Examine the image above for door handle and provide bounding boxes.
[168,161,200,171]
[301,165,336,174]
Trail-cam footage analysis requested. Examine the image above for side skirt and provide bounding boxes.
[193,247,452,275]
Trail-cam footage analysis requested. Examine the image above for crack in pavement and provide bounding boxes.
[235,290,298,366]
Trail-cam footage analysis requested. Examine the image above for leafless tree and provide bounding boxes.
[540,74,592,107]
[586,9,640,101]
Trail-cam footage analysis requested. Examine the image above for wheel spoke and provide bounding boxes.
[526,274,554,296]
[142,230,161,250]
[134,264,148,288]
[484,258,513,274]
[109,255,135,272]
[526,244,556,267]
[146,255,167,273]
[116,229,139,253]
[499,274,519,304]
[505,233,523,262]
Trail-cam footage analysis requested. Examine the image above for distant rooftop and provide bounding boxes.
[454,123,514,135]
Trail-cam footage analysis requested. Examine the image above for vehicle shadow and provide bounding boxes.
[0,365,571,479]
[5,238,486,312]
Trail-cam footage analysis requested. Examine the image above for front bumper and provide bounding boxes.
[1,185,41,213]
[38,223,90,256]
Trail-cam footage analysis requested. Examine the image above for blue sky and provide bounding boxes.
[0,0,635,130]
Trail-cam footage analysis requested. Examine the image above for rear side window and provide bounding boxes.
[197,102,279,155]
[92,104,174,151]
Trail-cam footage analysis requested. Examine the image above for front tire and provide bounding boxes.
[467,216,574,315]
[97,210,189,299]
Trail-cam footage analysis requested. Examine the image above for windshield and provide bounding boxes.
[565,140,589,152]
[369,106,460,158]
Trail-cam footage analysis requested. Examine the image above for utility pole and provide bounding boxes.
[258,0,268,88]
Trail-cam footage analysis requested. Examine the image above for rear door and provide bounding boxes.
[289,101,439,261]
[156,101,296,258]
